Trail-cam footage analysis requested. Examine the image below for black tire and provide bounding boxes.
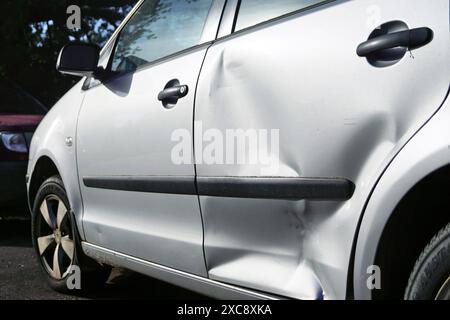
[31,175,111,294]
[405,222,450,300]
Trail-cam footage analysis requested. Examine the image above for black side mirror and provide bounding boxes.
[56,44,100,77]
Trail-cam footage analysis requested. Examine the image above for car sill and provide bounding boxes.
[81,242,281,300]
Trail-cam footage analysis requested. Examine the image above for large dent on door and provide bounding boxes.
[201,197,325,300]
[199,43,403,179]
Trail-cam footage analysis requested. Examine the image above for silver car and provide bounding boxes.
[26,0,450,300]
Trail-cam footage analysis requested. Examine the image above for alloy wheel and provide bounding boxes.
[36,195,74,280]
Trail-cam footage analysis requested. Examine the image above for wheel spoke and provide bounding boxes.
[56,200,68,229]
[52,243,62,279]
[37,234,55,255]
[61,236,74,260]
[40,200,54,229]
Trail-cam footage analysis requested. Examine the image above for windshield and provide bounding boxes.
[0,79,47,115]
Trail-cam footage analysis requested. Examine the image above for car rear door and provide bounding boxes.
[77,0,225,277]
[195,0,450,298]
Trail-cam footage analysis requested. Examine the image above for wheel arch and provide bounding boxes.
[28,155,60,211]
[28,149,85,240]
[352,96,450,300]
[373,164,450,299]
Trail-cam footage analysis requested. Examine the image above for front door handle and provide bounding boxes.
[158,85,188,101]
[357,27,433,58]
[158,79,189,109]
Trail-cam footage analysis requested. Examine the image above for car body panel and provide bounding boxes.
[354,89,450,300]
[195,0,449,299]
[65,0,227,278]
[77,47,210,277]
[27,81,86,236]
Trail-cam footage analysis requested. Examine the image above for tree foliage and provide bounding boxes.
[0,0,137,107]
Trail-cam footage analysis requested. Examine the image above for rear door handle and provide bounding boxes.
[357,27,433,57]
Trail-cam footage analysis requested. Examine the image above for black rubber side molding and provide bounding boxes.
[84,176,354,201]
[197,177,354,200]
[83,176,196,195]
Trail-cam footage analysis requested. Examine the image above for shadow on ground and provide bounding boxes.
[0,215,208,300]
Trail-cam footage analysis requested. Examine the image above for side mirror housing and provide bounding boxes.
[56,44,100,77]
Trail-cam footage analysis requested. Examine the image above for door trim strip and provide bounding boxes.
[197,176,354,200]
[83,176,354,200]
[83,176,196,195]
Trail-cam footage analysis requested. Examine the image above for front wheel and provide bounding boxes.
[405,222,450,300]
[31,175,111,294]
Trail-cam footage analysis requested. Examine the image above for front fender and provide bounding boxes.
[27,80,86,239]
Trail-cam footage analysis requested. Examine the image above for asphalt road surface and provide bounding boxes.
[0,213,207,300]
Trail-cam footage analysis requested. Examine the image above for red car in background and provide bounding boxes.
[0,78,47,212]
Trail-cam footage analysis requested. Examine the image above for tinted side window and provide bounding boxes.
[112,0,213,72]
[235,0,327,32]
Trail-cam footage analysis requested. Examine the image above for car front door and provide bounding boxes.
[195,0,450,298]
[77,0,223,277]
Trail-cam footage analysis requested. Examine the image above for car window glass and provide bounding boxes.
[235,0,327,32]
[111,0,213,72]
